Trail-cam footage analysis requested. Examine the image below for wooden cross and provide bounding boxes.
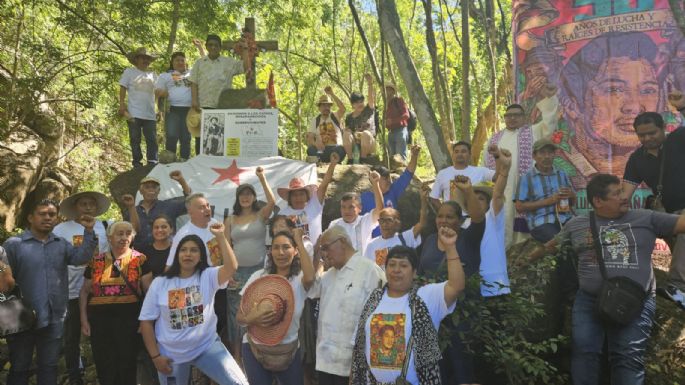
[224,17,279,89]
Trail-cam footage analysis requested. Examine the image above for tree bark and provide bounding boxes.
[471,64,510,164]
[461,0,471,141]
[166,0,181,57]
[669,0,685,37]
[378,0,451,171]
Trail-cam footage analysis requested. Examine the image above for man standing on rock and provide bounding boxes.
[1,199,97,385]
[122,170,191,250]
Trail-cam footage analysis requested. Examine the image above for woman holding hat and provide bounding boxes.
[237,228,316,385]
[120,47,159,168]
[79,221,149,385]
[277,154,338,244]
[350,228,465,385]
[155,52,193,161]
[223,166,276,361]
[139,223,249,385]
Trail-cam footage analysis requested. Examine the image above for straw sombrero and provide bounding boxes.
[277,178,318,201]
[186,109,201,138]
[126,47,158,65]
[59,191,111,220]
[240,275,295,346]
[453,181,494,211]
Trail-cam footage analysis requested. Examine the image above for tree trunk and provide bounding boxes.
[471,64,510,164]
[166,0,181,57]
[422,0,454,143]
[483,0,498,132]
[378,0,450,171]
[461,0,471,141]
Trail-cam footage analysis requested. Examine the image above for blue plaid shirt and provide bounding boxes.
[516,166,573,230]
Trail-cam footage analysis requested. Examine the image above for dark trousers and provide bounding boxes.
[88,304,140,385]
[128,118,158,167]
[6,322,63,385]
[165,106,191,159]
[530,221,562,243]
[63,299,82,384]
[306,145,346,163]
[317,371,349,385]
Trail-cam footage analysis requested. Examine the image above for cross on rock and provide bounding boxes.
[224,17,279,89]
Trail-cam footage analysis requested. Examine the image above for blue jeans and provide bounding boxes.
[387,126,408,160]
[241,344,304,385]
[530,222,562,243]
[571,290,655,385]
[165,106,191,160]
[158,337,248,385]
[128,118,158,167]
[6,322,63,385]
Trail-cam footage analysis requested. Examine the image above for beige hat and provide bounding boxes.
[59,192,111,220]
[139,176,161,185]
[316,94,334,106]
[126,47,158,65]
[453,181,494,211]
[533,137,558,153]
[186,109,202,138]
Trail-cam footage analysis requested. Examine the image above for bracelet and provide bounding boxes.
[446,257,460,261]
[150,353,161,360]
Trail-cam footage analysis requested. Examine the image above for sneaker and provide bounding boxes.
[657,285,685,309]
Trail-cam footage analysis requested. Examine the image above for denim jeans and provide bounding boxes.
[128,118,158,167]
[387,126,408,160]
[157,337,248,385]
[571,290,655,385]
[530,222,562,243]
[6,322,63,385]
[241,344,304,385]
[165,106,191,160]
[63,299,82,384]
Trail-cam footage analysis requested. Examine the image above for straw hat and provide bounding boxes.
[126,47,158,65]
[186,109,202,138]
[453,181,494,211]
[316,94,334,106]
[277,178,318,201]
[59,192,111,220]
[240,275,295,346]
[139,176,161,186]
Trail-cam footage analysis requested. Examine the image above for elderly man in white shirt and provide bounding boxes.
[309,225,386,385]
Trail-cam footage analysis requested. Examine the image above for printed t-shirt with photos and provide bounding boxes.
[279,196,324,243]
[240,270,308,345]
[364,229,421,268]
[556,209,678,295]
[84,250,149,305]
[139,267,227,363]
[166,221,222,267]
[53,220,110,299]
[309,115,342,146]
[364,282,454,384]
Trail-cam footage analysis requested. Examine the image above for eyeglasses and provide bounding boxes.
[378,217,398,224]
[319,238,342,252]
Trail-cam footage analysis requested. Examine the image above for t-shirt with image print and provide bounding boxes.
[557,209,678,296]
[139,266,227,363]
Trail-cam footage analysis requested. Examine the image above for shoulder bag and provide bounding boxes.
[589,212,647,326]
[0,286,36,337]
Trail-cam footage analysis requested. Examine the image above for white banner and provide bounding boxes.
[136,155,317,224]
[200,109,279,158]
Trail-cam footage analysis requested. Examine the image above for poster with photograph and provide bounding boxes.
[200,109,278,158]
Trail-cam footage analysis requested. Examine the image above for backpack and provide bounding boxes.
[407,109,417,144]
[315,113,340,130]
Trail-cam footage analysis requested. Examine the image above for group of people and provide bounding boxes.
[3,38,685,384]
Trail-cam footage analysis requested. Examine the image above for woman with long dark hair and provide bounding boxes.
[155,51,193,159]
[139,223,248,385]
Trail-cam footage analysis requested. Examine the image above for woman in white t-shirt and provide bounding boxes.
[350,227,465,385]
[139,223,248,385]
[155,52,193,160]
[237,228,316,385]
[276,153,338,244]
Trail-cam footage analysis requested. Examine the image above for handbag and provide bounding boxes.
[247,335,299,371]
[0,286,36,337]
[393,332,414,385]
[589,212,647,326]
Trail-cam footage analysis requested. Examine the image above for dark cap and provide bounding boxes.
[372,166,391,178]
[349,92,364,104]
[533,137,558,153]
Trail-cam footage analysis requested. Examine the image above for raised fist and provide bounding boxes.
[256,166,264,177]
[330,151,340,165]
[209,222,225,236]
[169,170,184,181]
[453,175,472,191]
[438,226,458,246]
[324,86,333,95]
[369,171,380,184]
[121,194,135,208]
[410,145,421,158]
[668,90,685,111]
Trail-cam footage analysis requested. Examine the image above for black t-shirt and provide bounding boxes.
[137,244,171,277]
[624,126,685,212]
[418,220,485,279]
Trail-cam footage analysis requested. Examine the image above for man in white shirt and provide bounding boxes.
[328,171,384,256]
[309,226,386,385]
[430,141,496,218]
[165,193,219,267]
[53,191,111,385]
